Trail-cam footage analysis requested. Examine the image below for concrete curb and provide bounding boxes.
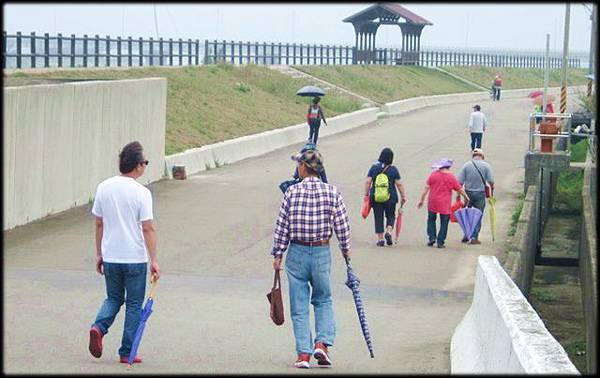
[164,107,379,178]
[450,255,580,374]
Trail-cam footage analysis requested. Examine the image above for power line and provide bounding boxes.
[165,5,180,39]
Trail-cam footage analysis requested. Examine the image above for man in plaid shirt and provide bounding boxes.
[272,146,351,369]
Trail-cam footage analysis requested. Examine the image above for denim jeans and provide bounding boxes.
[470,132,483,150]
[285,243,335,354]
[466,190,486,240]
[427,211,450,246]
[308,122,321,145]
[92,262,147,357]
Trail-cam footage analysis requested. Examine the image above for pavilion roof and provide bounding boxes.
[343,3,433,26]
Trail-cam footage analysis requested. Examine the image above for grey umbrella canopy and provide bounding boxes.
[296,85,325,97]
[344,255,374,358]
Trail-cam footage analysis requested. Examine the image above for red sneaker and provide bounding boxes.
[120,355,143,364]
[294,353,310,369]
[313,342,332,367]
[88,326,103,358]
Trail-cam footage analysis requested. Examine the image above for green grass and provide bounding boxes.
[569,139,588,163]
[531,287,560,303]
[3,63,364,154]
[553,141,587,212]
[508,193,526,237]
[293,65,478,103]
[442,66,589,90]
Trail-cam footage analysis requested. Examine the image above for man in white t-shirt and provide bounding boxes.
[88,141,160,364]
[467,104,487,151]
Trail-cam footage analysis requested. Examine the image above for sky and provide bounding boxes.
[3,2,594,55]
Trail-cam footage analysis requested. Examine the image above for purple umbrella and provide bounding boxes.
[344,255,374,358]
[128,279,159,366]
[454,207,483,240]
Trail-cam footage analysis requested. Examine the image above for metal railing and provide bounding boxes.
[3,31,582,69]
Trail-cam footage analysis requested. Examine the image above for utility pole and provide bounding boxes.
[543,33,550,115]
[559,3,570,114]
[588,3,597,97]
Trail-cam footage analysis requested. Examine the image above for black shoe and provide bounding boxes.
[461,237,469,243]
[437,244,445,249]
[384,232,393,246]
[376,240,385,247]
[427,240,435,247]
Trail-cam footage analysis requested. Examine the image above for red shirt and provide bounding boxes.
[426,170,462,214]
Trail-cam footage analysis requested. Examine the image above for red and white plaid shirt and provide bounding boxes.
[272,176,351,256]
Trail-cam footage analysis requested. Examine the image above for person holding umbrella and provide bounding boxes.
[456,148,495,245]
[88,141,160,364]
[271,148,351,369]
[363,147,407,247]
[306,96,327,145]
[417,158,470,248]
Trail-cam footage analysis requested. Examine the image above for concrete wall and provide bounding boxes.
[164,107,378,178]
[383,86,586,117]
[503,185,538,297]
[579,146,597,374]
[3,78,167,230]
[451,255,580,374]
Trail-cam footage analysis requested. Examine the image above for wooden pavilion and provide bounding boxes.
[343,3,433,65]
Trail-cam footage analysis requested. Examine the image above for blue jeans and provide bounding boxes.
[308,122,321,145]
[92,262,147,357]
[285,243,335,354]
[427,211,450,246]
[470,132,483,150]
[466,190,486,240]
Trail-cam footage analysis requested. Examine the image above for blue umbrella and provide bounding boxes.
[296,85,325,97]
[128,278,159,365]
[454,207,483,240]
[344,255,374,358]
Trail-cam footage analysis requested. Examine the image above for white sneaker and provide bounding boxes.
[313,343,332,367]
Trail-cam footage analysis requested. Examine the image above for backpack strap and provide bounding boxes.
[471,160,487,187]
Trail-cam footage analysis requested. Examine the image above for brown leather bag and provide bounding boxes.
[266,270,284,326]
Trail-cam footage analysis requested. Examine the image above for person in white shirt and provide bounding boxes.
[88,141,160,364]
[467,104,487,151]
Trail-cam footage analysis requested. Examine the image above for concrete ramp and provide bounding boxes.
[451,255,579,374]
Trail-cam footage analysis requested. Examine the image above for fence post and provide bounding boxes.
[325,44,329,65]
[332,45,336,65]
[148,37,154,65]
[261,41,266,64]
[43,33,50,67]
[188,39,193,65]
[116,36,122,66]
[158,37,163,66]
[181,39,185,65]
[195,39,199,65]
[138,37,143,66]
[57,33,63,67]
[70,34,75,67]
[204,39,208,64]
[286,43,290,65]
[166,38,172,66]
[1,31,5,68]
[16,31,22,69]
[253,42,258,64]
[106,35,111,66]
[239,41,243,64]
[246,41,251,64]
[30,32,36,68]
[292,43,296,65]
[271,42,275,65]
[82,34,89,67]
[127,37,132,66]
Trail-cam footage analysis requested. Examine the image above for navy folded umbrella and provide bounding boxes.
[454,207,483,240]
[296,85,325,97]
[128,278,159,365]
[344,255,374,358]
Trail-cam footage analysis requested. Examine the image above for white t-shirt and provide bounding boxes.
[467,111,487,133]
[91,175,153,263]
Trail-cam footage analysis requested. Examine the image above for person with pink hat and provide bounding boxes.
[417,158,470,248]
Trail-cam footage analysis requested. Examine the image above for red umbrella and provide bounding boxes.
[528,90,544,98]
[450,198,465,223]
[394,204,403,243]
[361,195,371,219]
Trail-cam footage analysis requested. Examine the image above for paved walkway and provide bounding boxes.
[4,95,533,373]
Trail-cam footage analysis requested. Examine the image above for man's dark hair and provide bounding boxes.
[312,97,320,104]
[378,147,394,165]
[119,141,144,174]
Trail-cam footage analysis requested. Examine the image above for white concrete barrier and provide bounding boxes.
[384,85,587,116]
[164,107,378,178]
[3,78,167,230]
[451,255,579,374]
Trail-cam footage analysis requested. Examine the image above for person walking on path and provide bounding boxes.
[306,97,327,145]
[457,148,495,245]
[467,104,487,151]
[88,141,161,364]
[364,147,407,247]
[279,142,328,194]
[492,73,502,101]
[417,158,470,248]
[271,148,351,369]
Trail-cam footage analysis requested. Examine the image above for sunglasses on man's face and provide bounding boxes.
[140,160,149,166]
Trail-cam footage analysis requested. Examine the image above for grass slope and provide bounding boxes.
[442,66,589,90]
[293,65,478,103]
[4,63,363,154]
